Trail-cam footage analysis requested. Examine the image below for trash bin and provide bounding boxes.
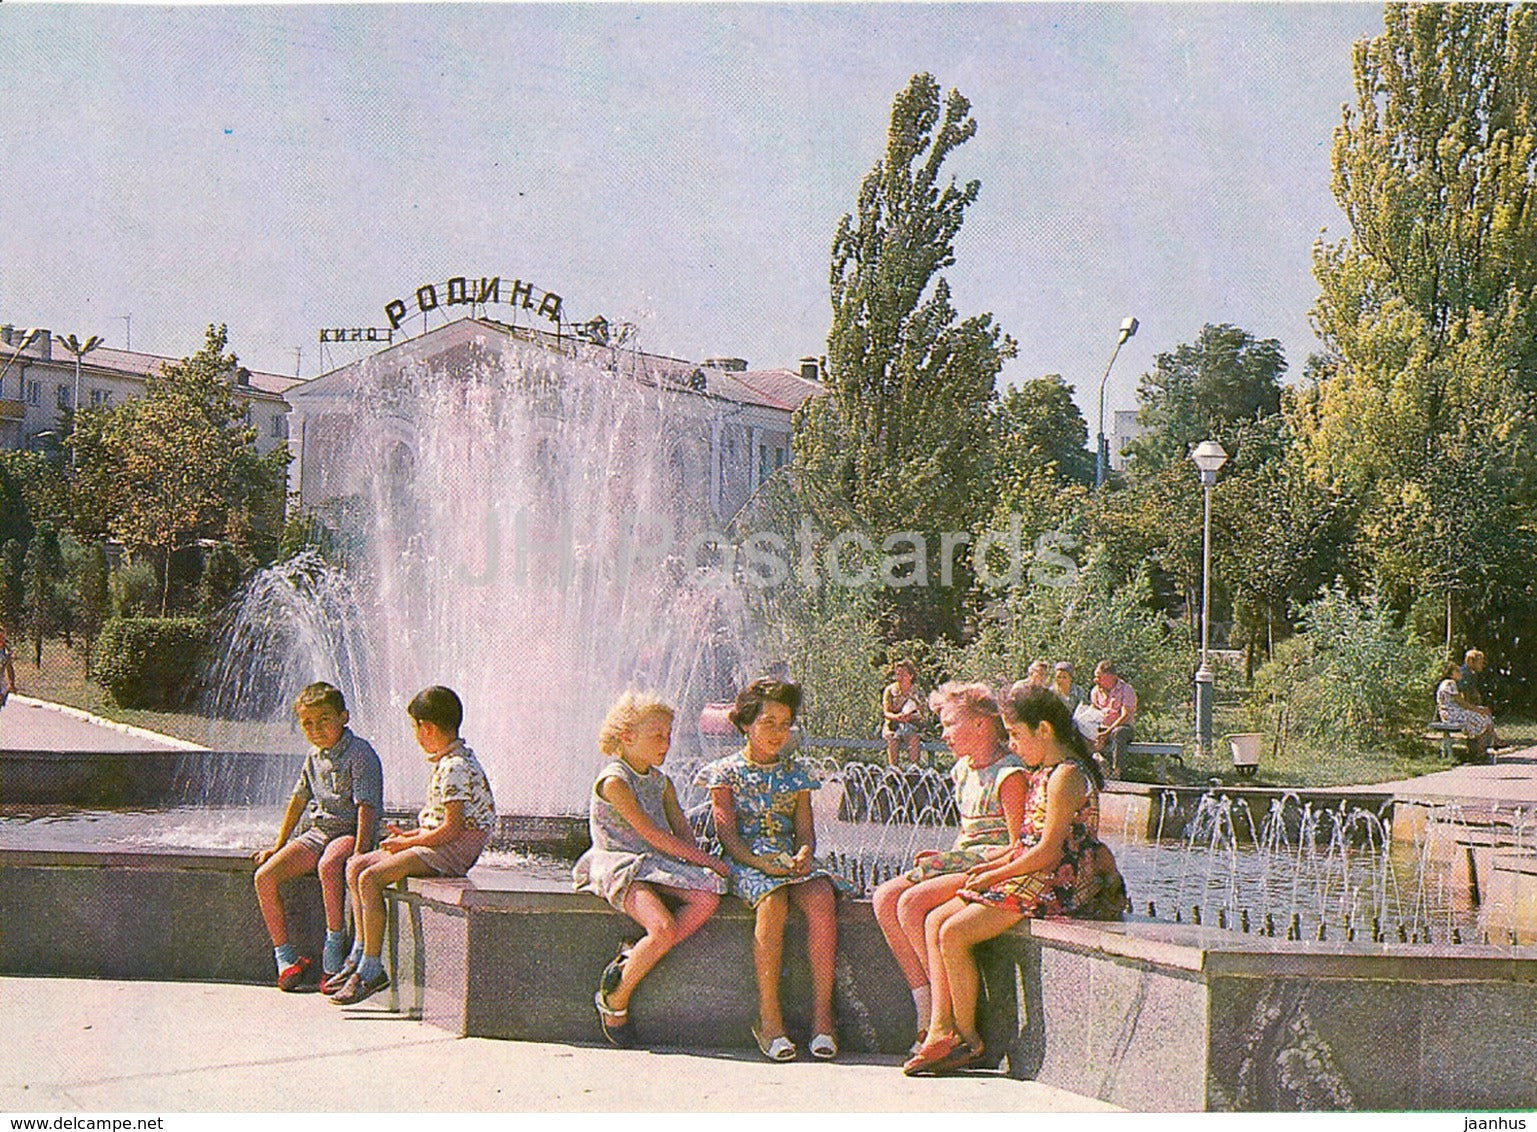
[1228,732,1263,778]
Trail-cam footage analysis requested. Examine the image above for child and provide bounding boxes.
[871,682,1026,1050]
[574,691,730,1047]
[881,660,923,766]
[252,681,383,991]
[906,685,1123,1076]
[331,685,496,1005]
[695,677,851,1061]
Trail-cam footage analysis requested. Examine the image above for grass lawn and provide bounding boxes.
[1147,705,1537,790]
[15,636,1535,786]
[13,638,292,751]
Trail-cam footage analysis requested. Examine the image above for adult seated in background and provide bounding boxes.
[1458,649,1502,748]
[1053,661,1086,715]
[1437,659,1494,762]
[882,660,924,766]
[1022,659,1053,692]
[1089,660,1137,779]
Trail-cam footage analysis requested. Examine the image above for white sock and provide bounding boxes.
[912,984,932,1028]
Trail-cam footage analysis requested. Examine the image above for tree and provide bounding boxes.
[20,525,64,666]
[69,325,290,614]
[1304,4,1537,701]
[993,375,1094,489]
[71,539,110,671]
[792,72,1016,640]
[1125,323,1285,473]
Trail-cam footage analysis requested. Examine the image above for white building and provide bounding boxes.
[0,324,295,455]
[1108,408,1145,471]
[285,316,823,522]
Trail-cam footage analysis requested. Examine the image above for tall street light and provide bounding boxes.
[1095,316,1139,488]
[1190,438,1229,759]
[56,332,104,467]
[0,328,45,397]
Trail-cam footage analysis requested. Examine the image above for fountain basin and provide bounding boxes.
[4,839,1537,1110]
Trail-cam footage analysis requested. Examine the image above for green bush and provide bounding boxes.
[1249,584,1439,746]
[93,617,208,708]
[110,559,160,618]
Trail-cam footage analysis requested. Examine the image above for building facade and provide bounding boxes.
[0,324,295,455]
[285,316,822,523]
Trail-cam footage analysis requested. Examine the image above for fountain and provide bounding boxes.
[6,323,1537,1110]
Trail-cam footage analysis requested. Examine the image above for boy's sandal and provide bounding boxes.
[808,1032,838,1060]
[276,955,311,992]
[594,991,635,1049]
[320,961,357,996]
[752,1025,797,1062]
[908,1028,928,1058]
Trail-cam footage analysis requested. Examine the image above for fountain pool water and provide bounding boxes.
[2,778,1518,948]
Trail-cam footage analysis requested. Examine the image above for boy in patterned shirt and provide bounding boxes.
[331,685,496,1005]
[253,682,383,991]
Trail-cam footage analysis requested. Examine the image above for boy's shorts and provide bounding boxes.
[292,828,353,856]
[403,827,490,877]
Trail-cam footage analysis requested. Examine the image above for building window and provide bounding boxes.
[25,380,40,406]
[90,389,107,407]
[57,385,71,409]
[271,415,286,439]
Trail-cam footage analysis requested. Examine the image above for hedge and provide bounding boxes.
[94,617,208,709]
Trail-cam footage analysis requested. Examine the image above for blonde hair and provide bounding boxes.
[927,681,1006,742]
[598,690,675,756]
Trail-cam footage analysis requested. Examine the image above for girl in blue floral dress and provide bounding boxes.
[695,677,852,1062]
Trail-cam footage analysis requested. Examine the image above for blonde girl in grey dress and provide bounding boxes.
[573,691,729,1046]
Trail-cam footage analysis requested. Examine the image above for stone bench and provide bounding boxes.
[379,871,1537,1111]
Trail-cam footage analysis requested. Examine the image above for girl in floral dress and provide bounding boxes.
[696,677,852,1061]
[904,684,1118,1075]
[871,682,1026,1050]
[574,691,729,1047]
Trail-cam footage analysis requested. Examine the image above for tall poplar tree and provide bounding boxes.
[1303,4,1537,688]
[792,72,1015,640]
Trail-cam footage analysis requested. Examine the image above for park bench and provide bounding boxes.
[1425,720,1468,761]
[1123,741,1184,779]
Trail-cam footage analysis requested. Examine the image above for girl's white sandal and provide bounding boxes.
[809,1033,838,1060]
[753,1026,797,1062]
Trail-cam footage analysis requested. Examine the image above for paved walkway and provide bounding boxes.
[0,977,1116,1113]
[0,695,204,753]
[1356,748,1537,806]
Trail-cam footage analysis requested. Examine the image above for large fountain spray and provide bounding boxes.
[207,329,763,813]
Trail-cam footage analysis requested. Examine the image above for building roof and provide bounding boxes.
[295,317,824,416]
[15,343,297,402]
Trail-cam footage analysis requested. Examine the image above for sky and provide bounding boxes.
[0,2,1383,432]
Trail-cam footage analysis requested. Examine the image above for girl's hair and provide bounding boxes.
[730,677,802,732]
[1441,658,1463,682]
[294,681,346,716]
[892,658,917,680]
[599,690,675,756]
[1003,684,1105,791]
[407,685,463,732]
[927,681,1007,743]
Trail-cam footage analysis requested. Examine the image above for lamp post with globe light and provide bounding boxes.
[1190,438,1228,758]
[55,333,104,467]
[1095,317,1139,488]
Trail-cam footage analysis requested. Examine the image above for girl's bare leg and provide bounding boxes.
[610,883,720,1013]
[788,877,837,1034]
[937,901,1023,1045]
[895,873,967,984]
[753,889,790,1037]
[923,896,968,1039]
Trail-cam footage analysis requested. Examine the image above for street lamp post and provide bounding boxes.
[55,333,104,467]
[0,328,45,397]
[1190,438,1228,759]
[1095,316,1139,488]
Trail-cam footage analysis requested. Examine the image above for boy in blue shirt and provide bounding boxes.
[252,682,384,991]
